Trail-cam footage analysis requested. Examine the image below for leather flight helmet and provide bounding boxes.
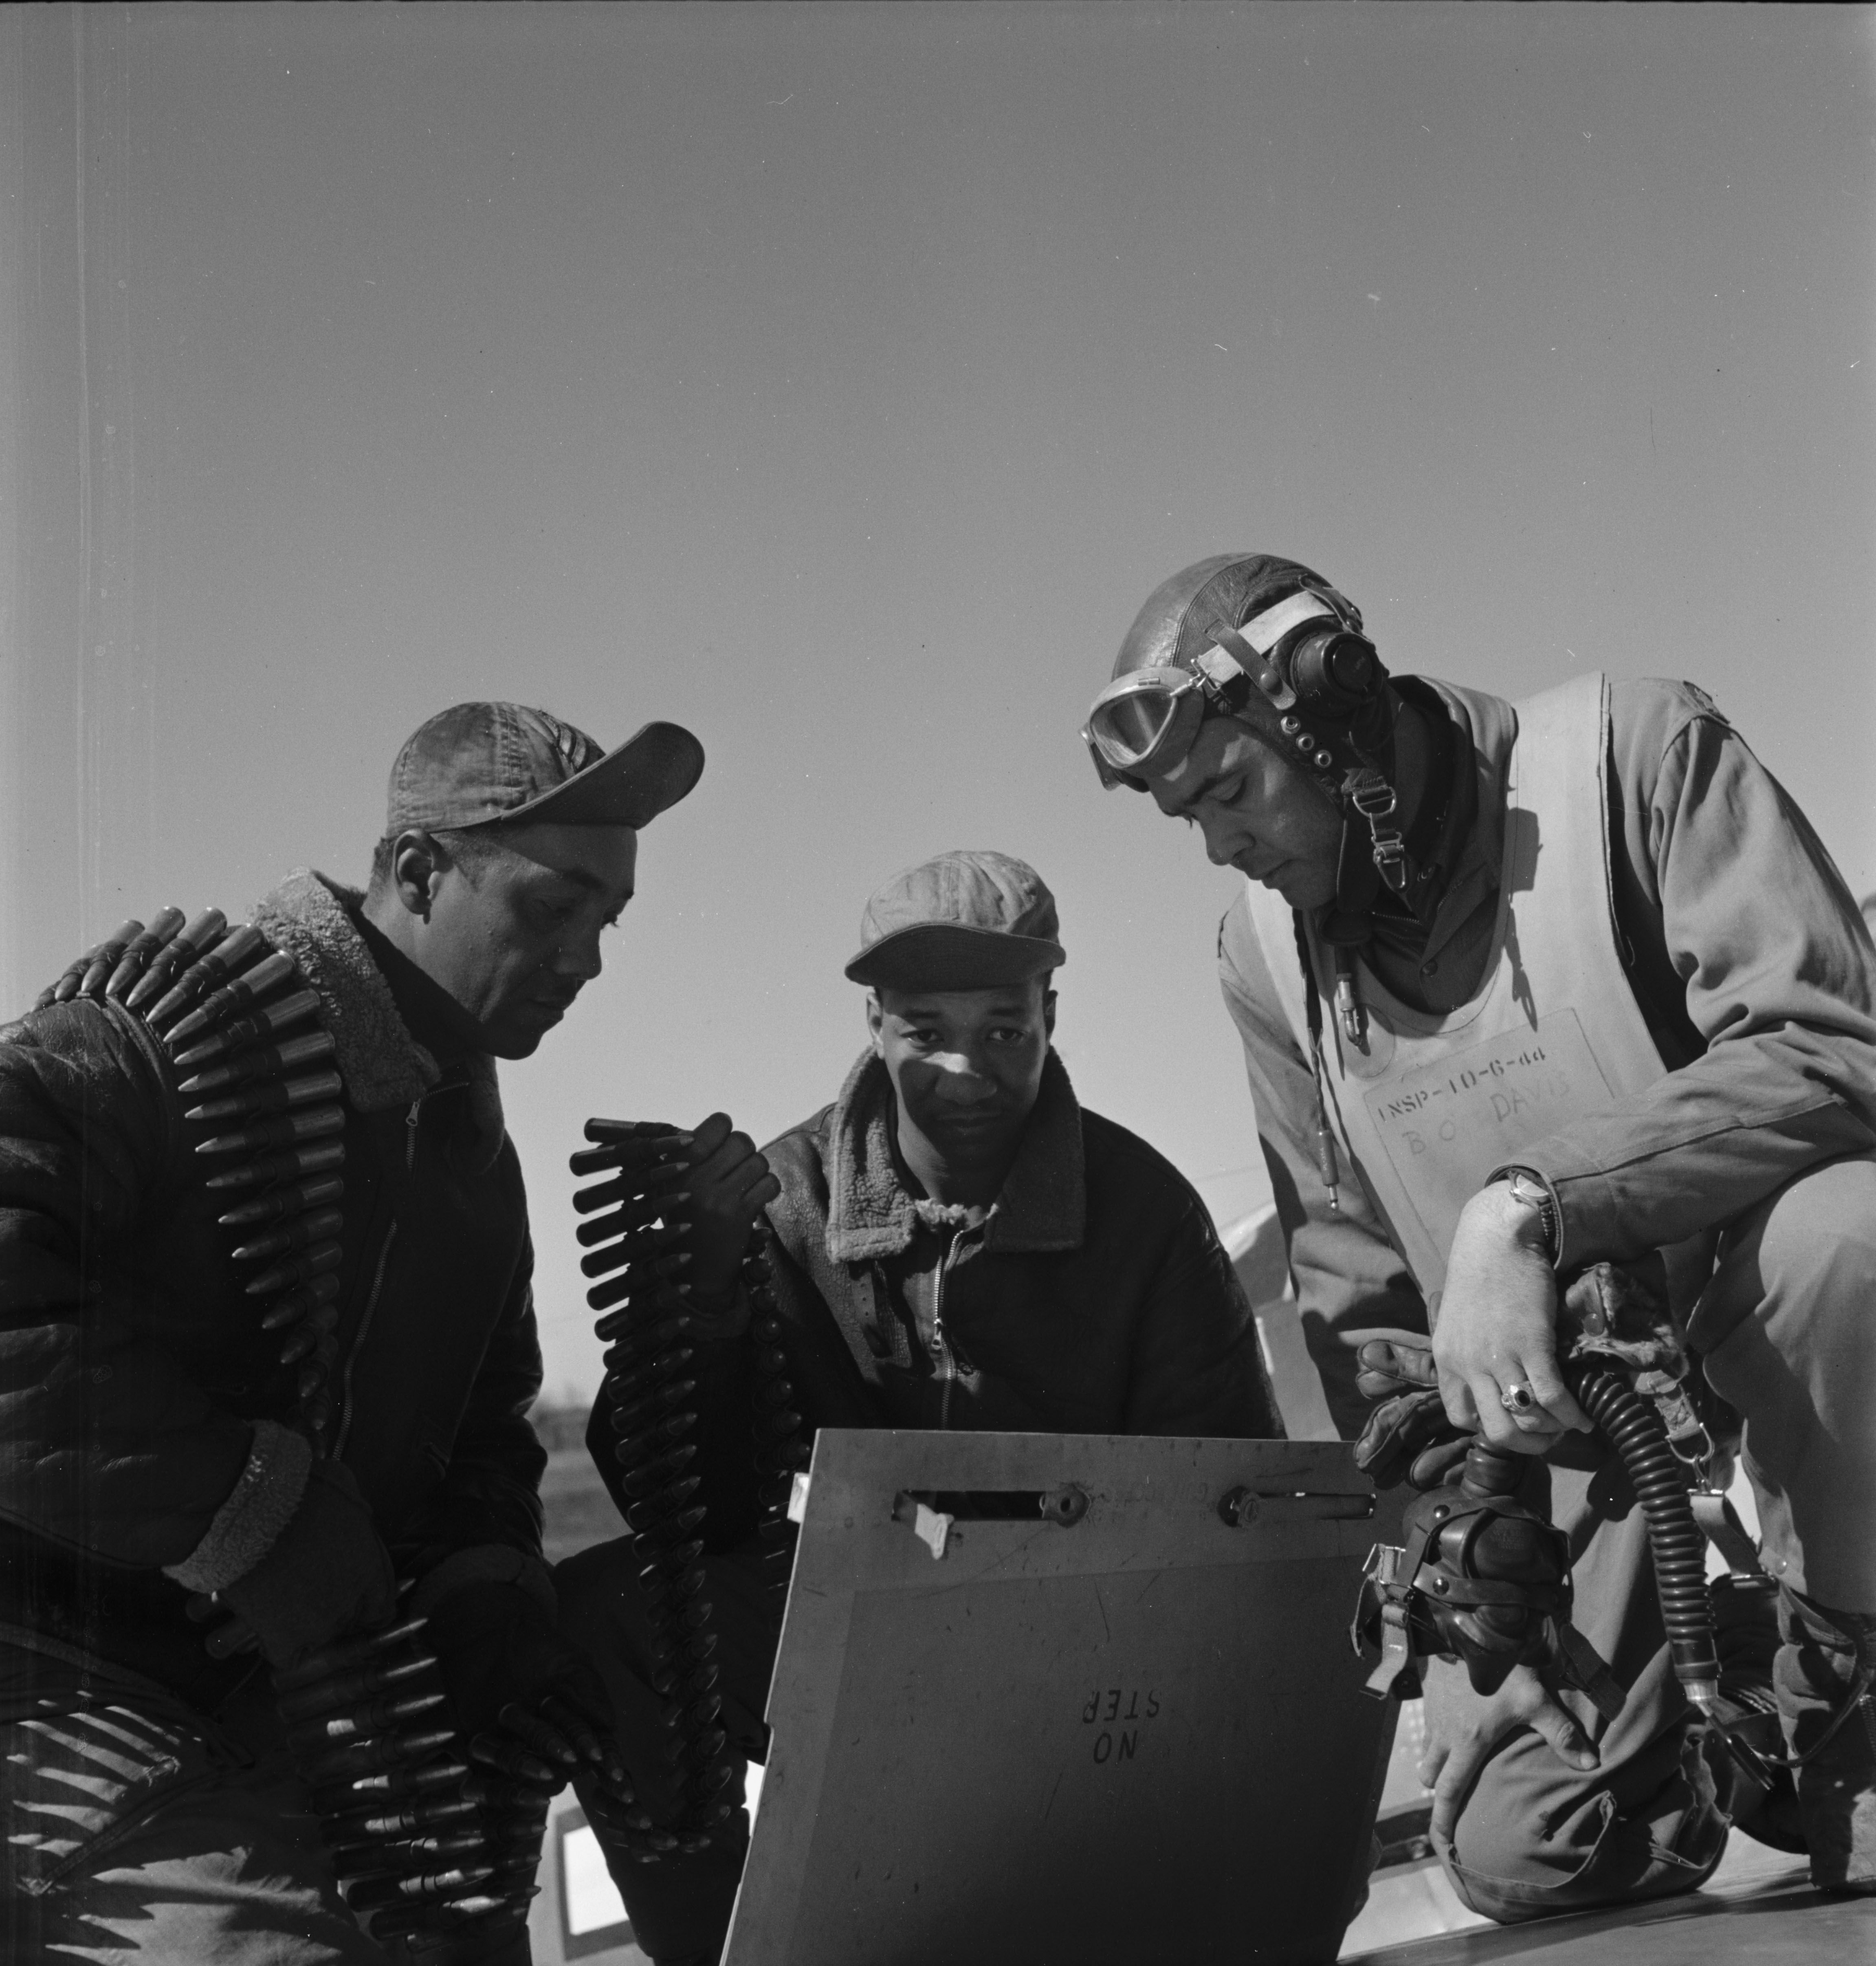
[1086,553,1420,1060]
[1088,553,1389,802]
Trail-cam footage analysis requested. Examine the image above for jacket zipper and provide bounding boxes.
[930,1230,970,1431]
[332,1099,421,1456]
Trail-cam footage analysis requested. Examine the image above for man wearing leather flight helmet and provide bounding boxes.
[1083,553,1876,1915]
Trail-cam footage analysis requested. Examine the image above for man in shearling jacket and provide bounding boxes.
[558,850,1282,1966]
[0,702,702,1965]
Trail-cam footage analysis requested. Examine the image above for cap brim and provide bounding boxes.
[844,925,1064,992]
[474,721,705,830]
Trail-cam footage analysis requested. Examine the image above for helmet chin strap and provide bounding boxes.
[1311,686,1451,1049]
[1207,596,1452,1052]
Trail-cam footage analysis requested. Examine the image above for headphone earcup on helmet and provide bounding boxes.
[1285,628,1383,721]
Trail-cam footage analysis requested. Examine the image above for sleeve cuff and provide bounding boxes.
[161,1419,312,1595]
[678,1283,751,1344]
[1482,1164,1562,1267]
[408,1543,558,1622]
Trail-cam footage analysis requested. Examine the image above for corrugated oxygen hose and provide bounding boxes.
[1568,1365,1721,1712]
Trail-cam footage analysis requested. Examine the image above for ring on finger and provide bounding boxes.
[1498,1380,1537,1414]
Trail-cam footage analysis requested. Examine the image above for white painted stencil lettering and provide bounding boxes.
[1359,1008,1615,1262]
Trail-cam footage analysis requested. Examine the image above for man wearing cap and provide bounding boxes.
[0,703,704,1964]
[1082,553,1876,1916]
[557,849,1280,1966]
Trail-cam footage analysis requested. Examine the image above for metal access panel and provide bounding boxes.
[724,1431,1404,1966]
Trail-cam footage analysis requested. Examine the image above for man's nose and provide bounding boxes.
[1201,816,1241,868]
[558,932,605,984]
[931,1054,996,1102]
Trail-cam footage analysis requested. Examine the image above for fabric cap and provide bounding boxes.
[386,702,704,834]
[845,850,1065,990]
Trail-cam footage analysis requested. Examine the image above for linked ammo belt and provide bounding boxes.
[37,911,540,1945]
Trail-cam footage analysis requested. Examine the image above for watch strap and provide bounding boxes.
[1486,1163,1560,1264]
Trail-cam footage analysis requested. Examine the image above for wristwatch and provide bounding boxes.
[1487,1164,1560,1264]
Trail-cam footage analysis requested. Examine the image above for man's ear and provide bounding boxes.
[1042,989,1058,1041]
[865,991,886,1057]
[389,830,444,921]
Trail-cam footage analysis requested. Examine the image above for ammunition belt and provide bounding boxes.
[40,907,347,1438]
[574,1123,810,1841]
[39,910,542,1943]
[272,1610,545,1945]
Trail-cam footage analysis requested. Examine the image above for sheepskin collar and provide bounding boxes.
[823,1047,1086,1263]
[250,870,505,1165]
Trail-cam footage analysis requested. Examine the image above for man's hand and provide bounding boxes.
[582,1783,684,1866]
[209,1460,397,1668]
[1432,1184,1590,1455]
[674,1112,781,1304]
[1419,1658,1600,1844]
[1353,1334,1471,1490]
[422,1581,631,1796]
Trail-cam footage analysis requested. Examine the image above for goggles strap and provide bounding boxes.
[1241,588,1339,655]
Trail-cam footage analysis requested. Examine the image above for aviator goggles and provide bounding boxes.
[1082,588,1345,790]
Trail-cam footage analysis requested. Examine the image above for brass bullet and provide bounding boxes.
[198,1102,345,1158]
[365,1899,510,1940]
[179,1028,336,1096]
[343,1866,496,1912]
[77,920,145,999]
[627,1479,704,1535]
[186,1068,343,1126]
[287,1689,448,1749]
[587,1268,642,1312]
[164,951,298,1046]
[330,1832,485,1879]
[599,1313,687,1360]
[607,1349,697,1411]
[621,1445,698,1500]
[257,1270,343,1330]
[203,1140,346,1191]
[233,1206,345,1264]
[299,1726,458,1785]
[105,908,186,1000]
[640,1506,709,1550]
[308,1780,464,1826]
[312,1759,468,1805]
[613,1411,696,1466]
[145,924,266,1029]
[611,1379,699,1436]
[278,1323,323,1366]
[279,1656,438,1726]
[245,1237,343,1297]
[169,989,322,1070]
[124,908,228,1011]
[218,1175,345,1229]
[755,1407,802,1444]
[41,929,122,1005]
[272,1620,431,1692]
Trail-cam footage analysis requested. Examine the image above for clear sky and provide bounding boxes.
[2,3,1871,1400]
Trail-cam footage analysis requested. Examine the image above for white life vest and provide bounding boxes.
[1245,671,1712,1321]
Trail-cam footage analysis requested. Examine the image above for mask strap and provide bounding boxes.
[1292,911,1343,1215]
